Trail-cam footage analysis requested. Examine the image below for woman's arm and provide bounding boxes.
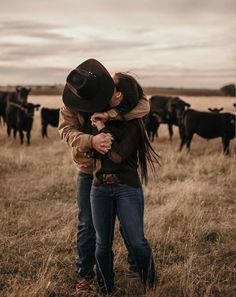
[95,120,140,164]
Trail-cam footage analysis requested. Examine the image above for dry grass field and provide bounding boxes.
[0,95,236,297]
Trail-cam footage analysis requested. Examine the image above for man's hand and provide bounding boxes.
[92,133,113,154]
[91,112,109,124]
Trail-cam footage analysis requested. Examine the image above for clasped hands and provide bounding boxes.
[91,112,113,155]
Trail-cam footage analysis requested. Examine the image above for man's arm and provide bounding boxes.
[120,96,150,120]
[58,105,93,152]
[58,105,113,154]
[91,97,150,123]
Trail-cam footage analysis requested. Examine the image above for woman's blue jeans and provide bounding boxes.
[90,184,157,294]
[76,172,138,281]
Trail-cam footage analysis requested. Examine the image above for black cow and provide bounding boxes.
[0,91,8,125]
[149,96,191,140]
[6,102,40,145]
[208,108,224,113]
[144,111,160,142]
[179,109,236,154]
[5,87,31,137]
[1,87,31,126]
[41,108,60,138]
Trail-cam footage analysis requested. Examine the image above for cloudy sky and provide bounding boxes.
[0,0,235,88]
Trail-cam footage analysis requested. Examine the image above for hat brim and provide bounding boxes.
[62,59,115,113]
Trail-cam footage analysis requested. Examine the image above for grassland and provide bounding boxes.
[0,95,236,297]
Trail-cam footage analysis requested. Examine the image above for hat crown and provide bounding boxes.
[63,58,115,112]
[67,68,99,100]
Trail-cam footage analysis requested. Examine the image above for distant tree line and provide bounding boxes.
[220,84,235,97]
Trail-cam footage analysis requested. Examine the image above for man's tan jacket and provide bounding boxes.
[58,98,150,174]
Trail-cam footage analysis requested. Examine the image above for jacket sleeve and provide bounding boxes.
[58,105,93,152]
[106,97,150,121]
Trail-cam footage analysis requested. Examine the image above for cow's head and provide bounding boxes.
[208,107,224,113]
[168,97,191,124]
[22,103,40,118]
[15,87,31,103]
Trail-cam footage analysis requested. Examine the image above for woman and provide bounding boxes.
[90,72,159,295]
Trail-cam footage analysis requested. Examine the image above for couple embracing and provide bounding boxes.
[59,59,159,296]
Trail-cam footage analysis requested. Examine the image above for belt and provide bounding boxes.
[99,174,120,184]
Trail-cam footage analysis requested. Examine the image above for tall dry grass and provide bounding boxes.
[0,95,236,297]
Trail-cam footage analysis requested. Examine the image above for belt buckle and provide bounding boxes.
[103,174,114,184]
[103,174,119,184]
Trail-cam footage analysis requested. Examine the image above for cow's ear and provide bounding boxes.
[220,108,224,111]
[186,103,191,108]
[34,104,41,111]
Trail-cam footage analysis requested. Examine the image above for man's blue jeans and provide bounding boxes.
[90,184,157,294]
[76,172,95,280]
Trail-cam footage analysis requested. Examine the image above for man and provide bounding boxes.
[58,59,150,296]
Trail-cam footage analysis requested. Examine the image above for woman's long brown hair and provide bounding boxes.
[114,72,160,184]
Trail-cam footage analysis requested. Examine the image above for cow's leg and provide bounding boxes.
[45,125,48,137]
[13,129,17,138]
[27,130,30,145]
[179,135,186,151]
[222,137,230,155]
[7,125,11,137]
[19,130,24,144]
[168,123,173,141]
[178,125,183,138]
[179,126,187,151]
[42,124,47,138]
[186,133,193,152]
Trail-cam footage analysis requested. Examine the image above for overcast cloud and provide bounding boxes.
[0,0,235,88]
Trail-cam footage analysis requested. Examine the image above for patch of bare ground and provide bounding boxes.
[0,96,235,296]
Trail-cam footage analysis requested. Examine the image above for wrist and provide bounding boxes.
[96,122,105,131]
[106,109,119,120]
[103,112,109,120]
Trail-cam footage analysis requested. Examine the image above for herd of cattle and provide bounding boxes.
[0,87,59,144]
[146,96,236,154]
[0,87,236,154]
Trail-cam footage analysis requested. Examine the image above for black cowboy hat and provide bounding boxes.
[63,58,115,112]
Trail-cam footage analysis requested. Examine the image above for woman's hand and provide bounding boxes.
[91,112,109,124]
[91,119,105,131]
